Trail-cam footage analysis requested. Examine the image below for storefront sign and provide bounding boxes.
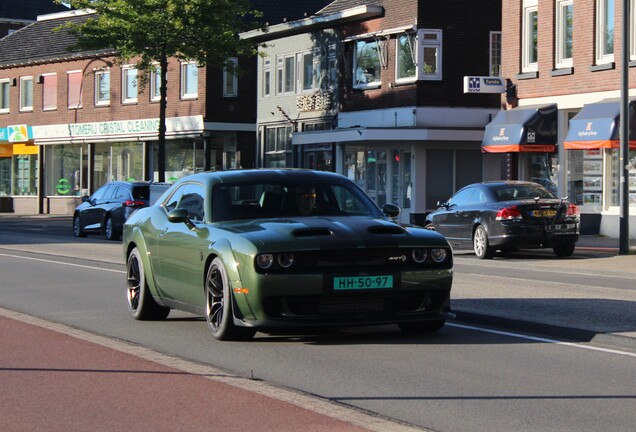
[0,125,33,142]
[32,115,204,143]
[463,76,505,93]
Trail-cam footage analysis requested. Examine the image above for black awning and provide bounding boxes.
[481,104,558,153]
[564,99,636,150]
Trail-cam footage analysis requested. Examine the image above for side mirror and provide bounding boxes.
[382,203,401,219]
[436,201,449,209]
[81,196,90,203]
[167,208,196,230]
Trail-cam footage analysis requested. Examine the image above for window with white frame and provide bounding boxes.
[596,0,614,64]
[301,52,314,91]
[67,70,82,109]
[42,73,57,111]
[180,62,198,99]
[555,0,573,68]
[94,69,110,106]
[122,66,138,103]
[150,65,161,102]
[327,44,337,89]
[522,0,538,72]
[263,58,271,97]
[419,29,442,80]
[20,76,33,112]
[284,55,295,93]
[223,57,238,97]
[276,56,284,94]
[264,125,293,168]
[0,79,9,113]
[396,32,417,81]
[354,39,382,88]
[490,31,502,76]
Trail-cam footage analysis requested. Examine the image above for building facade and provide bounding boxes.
[246,0,503,225]
[498,0,636,237]
[0,2,329,215]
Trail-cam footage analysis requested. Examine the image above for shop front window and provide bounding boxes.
[45,144,82,196]
[611,148,636,207]
[153,139,204,182]
[344,149,388,207]
[112,142,143,182]
[0,157,10,195]
[13,154,38,195]
[568,148,603,208]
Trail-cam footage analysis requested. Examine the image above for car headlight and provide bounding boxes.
[411,248,428,264]
[256,254,274,270]
[277,253,295,268]
[430,248,449,263]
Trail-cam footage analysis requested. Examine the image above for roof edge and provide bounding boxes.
[240,5,384,41]
[37,8,95,22]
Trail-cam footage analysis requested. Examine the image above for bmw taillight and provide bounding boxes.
[496,205,522,220]
[566,203,580,218]
[123,200,145,207]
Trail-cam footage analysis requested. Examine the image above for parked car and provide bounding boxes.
[123,169,454,341]
[425,181,580,259]
[73,181,150,241]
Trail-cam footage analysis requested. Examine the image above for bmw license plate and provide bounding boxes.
[333,275,393,291]
[531,209,557,217]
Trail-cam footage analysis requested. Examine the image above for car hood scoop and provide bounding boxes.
[293,227,333,237]
[368,225,406,235]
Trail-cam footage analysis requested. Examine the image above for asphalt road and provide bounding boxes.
[1,218,635,431]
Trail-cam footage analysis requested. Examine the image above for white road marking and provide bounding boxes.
[0,252,125,273]
[448,322,636,358]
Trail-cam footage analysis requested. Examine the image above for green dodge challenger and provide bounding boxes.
[124,169,454,340]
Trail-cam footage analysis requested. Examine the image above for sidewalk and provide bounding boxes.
[0,307,420,432]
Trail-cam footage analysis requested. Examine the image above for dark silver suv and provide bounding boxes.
[73,181,150,241]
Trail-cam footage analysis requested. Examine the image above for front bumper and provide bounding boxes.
[232,268,453,329]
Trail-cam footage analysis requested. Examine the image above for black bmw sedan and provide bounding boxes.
[73,181,150,241]
[424,181,580,259]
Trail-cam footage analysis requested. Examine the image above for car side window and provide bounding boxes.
[113,187,130,200]
[163,183,205,221]
[90,185,107,201]
[164,187,186,213]
[177,184,205,221]
[448,188,476,206]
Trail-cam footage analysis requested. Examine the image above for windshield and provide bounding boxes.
[212,179,383,221]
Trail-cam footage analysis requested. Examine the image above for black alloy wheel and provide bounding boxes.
[73,215,87,238]
[126,247,170,320]
[205,258,255,341]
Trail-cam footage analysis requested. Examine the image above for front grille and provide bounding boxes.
[263,292,445,318]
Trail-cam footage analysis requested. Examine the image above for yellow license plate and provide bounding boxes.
[531,209,557,217]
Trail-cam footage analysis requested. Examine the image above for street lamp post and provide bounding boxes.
[620,0,631,254]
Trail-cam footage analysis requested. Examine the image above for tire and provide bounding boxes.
[205,258,255,341]
[398,319,446,334]
[104,216,119,241]
[473,225,494,259]
[73,215,87,238]
[553,243,575,257]
[126,247,170,320]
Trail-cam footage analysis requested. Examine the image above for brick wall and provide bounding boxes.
[0,56,206,127]
[502,0,636,105]
[340,0,501,112]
